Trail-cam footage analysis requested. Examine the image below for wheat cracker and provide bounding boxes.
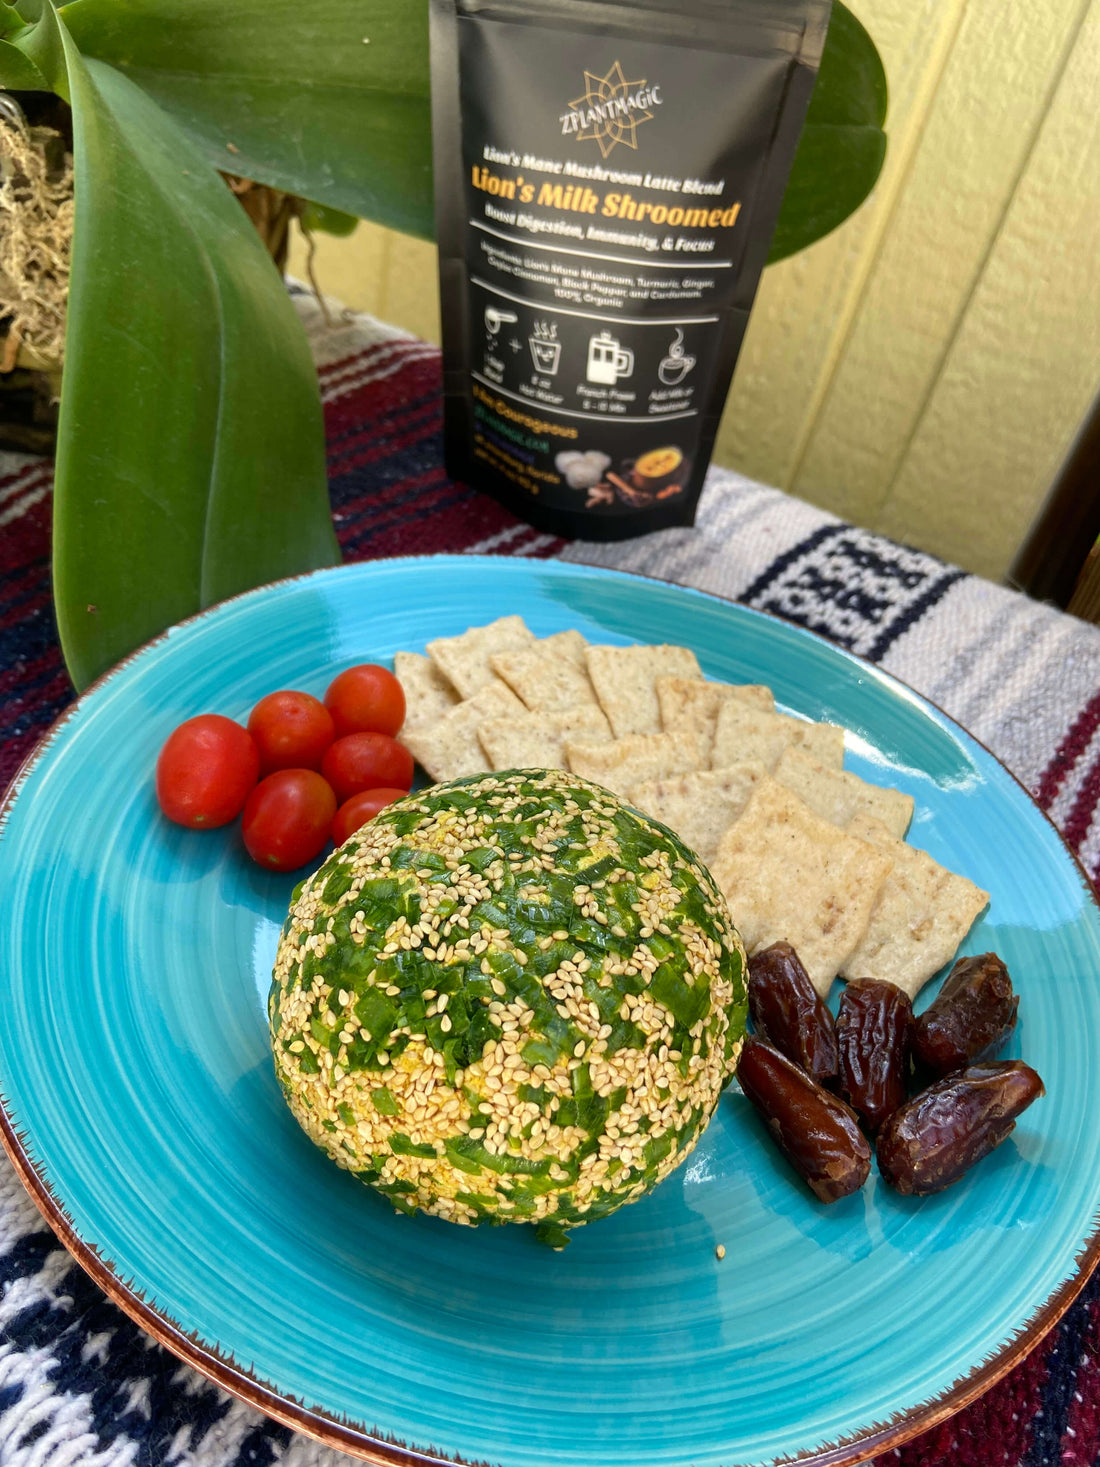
[401,679,524,783]
[840,815,990,998]
[393,651,460,733]
[479,706,611,771]
[628,762,769,865]
[564,730,704,799]
[585,644,702,738]
[426,615,536,699]
[774,745,913,839]
[712,701,845,773]
[490,647,597,712]
[655,676,775,761]
[711,778,893,996]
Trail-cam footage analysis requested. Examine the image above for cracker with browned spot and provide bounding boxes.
[774,746,914,839]
[711,778,893,997]
[490,647,598,712]
[628,762,769,866]
[401,680,524,783]
[564,730,704,799]
[479,706,611,772]
[426,616,536,699]
[712,701,845,773]
[585,644,702,737]
[840,815,989,998]
[655,677,775,762]
[393,651,460,733]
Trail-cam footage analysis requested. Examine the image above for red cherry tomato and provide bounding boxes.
[324,664,406,738]
[156,714,259,828]
[332,788,408,846]
[242,769,337,872]
[247,690,335,774]
[321,733,414,804]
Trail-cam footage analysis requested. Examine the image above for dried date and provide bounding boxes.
[912,952,1018,1077]
[737,1035,871,1202]
[748,942,838,1083]
[836,978,913,1134]
[877,1060,1044,1196]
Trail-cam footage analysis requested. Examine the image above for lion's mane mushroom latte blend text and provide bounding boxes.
[430,0,831,540]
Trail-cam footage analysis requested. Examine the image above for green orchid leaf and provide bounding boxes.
[1,1,27,35]
[60,0,433,238]
[59,0,884,259]
[0,38,46,85]
[300,201,359,238]
[26,2,339,691]
[768,2,887,263]
[1,0,46,81]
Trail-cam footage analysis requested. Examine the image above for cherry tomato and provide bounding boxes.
[242,769,337,872]
[321,733,414,804]
[324,664,406,738]
[156,714,259,828]
[332,788,408,846]
[247,690,335,774]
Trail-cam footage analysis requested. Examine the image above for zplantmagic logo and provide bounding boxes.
[559,61,663,157]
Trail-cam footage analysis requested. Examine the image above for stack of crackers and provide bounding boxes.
[396,616,988,1003]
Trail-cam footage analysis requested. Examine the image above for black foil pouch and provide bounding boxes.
[430,0,831,540]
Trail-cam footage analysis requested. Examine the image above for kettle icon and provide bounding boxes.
[586,331,634,385]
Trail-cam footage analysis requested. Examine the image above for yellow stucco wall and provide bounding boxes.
[288,0,1100,580]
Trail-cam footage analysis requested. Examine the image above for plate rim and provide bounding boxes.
[2,552,1098,1467]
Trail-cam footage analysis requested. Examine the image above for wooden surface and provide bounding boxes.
[287,0,1100,580]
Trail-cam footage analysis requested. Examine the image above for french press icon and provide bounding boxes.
[586,331,634,385]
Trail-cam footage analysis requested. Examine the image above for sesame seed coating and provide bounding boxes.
[268,769,747,1245]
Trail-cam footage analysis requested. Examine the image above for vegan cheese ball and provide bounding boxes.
[269,768,748,1243]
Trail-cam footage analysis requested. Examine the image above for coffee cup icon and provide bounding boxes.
[658,329,696,386]
[587,331,634,385]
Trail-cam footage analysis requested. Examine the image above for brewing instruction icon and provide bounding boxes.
[658,328,696,386]
[484,305,518,337]
[529,321,562,375]
[586,331,634,385]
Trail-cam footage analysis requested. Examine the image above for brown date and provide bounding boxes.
[912,952,1018,1078]
[737,1035,871,1202]
[876,1060,1044,1196]
[748,942,838,1083]
[836,978,913,1134]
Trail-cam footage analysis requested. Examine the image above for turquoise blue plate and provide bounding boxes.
[2,557,1098,1467]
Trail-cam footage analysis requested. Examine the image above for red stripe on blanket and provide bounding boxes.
[1061,746,1100,861]
[326,398,441,469]
[315,336,412,381]
[323,355,443,440]
[0,459,52,500]
[1036,691,1100,812]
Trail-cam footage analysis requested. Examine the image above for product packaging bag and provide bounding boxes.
[431,0,831,540]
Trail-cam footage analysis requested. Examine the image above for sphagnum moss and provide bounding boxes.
[269,768,747,1247]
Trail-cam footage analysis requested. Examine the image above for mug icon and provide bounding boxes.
[586,331,634,385]
[658,329,696,386]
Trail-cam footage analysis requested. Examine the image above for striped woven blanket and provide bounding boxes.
[0,293,1098,1466]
